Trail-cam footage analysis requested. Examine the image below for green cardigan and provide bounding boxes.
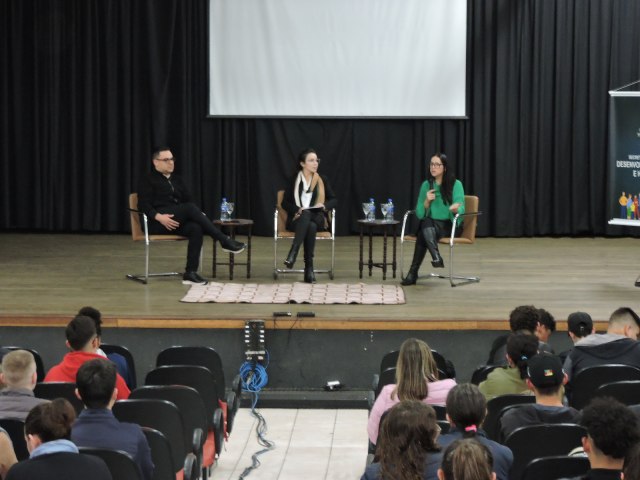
[415,179,465,223]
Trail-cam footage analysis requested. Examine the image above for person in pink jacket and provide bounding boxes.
[368,338,456,445]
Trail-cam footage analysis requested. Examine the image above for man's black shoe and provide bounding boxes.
[182,271,208,285]
[221,238,246,254]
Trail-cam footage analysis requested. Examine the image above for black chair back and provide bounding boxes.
[431,350,456,379]
[100,343,137,389]
[483,394,535,441]
[379,350,399,372]
[595,380,640,406]
[34,382,84,415]
[142,427,177,480]
[569,364,640,409]
[157,346,226,389]
[2,346,46,382]
[471,364,501,385]
[521,455,590,480]
[373,367,396,399]
[113,399,186,472]
[0,418,29,460]
[79,447,143,480]
[505,424,586,480]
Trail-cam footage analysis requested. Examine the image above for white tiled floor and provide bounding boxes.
[213,408,369,480]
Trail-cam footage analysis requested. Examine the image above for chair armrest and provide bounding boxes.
[400,210,415,240]
[371,374,380,393]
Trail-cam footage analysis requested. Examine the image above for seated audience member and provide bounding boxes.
[500,354,579,440]
[559,312,594,363]
[564,307,640,381]
[0,427,18,478]
[0,350,49,420]
[362,401,442,480]
[368,338,457,444]
[487,305,552,365]
[536,308,556,352]
[71,359,153,480]
[78,306,134,388]
[438,439,496,480]
[44,315,130,400]
[439,384,512,480]
[5,399,112,480]
[561,397,640,480]
[479,334,538,400]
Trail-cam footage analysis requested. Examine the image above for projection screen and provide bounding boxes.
[209,0,467,118]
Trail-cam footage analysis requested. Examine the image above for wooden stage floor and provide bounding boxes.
[0,233,638,331]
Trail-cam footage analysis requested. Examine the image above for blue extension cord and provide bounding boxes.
[238,352,274,479]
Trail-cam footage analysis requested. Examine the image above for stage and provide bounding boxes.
[0,233,637,387]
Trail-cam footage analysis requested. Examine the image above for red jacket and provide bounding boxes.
[44,351,130,400]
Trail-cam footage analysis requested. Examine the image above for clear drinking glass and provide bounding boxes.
[226,202,234,220]
[362,202,370,220]
[380,203,389,221]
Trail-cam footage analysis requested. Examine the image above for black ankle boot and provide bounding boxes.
[401,241,428,286]
[401,266,419,286]
[284,244,300,269]
[304,261,316,283]
[423,226,444,268]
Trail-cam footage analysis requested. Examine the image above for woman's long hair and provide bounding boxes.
[440,439,494,480]
[393,338,439,401]
[506,333,539,379]
[25,398,76,443]
[445,383,487,437]
[377,401,441,480]
[427,152,456,205]
[293,148,317,175]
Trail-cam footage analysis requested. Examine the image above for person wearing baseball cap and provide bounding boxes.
[499,354,579,441]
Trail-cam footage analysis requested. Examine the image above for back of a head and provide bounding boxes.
[396,338,437,401]
[567,312,593,338]
[509,305,539,334]
[1,349,36,388]
[440,439,494,480]
[76,358,117,409]
[580,397,640,460]
[506,333,539,379]
[608,307,640,333]
[526,354,565,396]
[445,383,487,433]
[78,306,102,336]
[25,398,76,443]
[65,315,97,351]
[378,400,440,480]
[537,308,556,333]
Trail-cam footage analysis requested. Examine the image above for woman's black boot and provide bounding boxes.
[304,260,316,283]
[423,226,444,268]
[401,242,427,285]
[284,243,300,269]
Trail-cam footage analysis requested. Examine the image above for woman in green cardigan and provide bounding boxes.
[402,153,465,286]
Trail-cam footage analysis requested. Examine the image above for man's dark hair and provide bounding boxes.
[506,333,539,379]
[151,146,171,161]
[78,306,102,336]
[610,307,640,328]
[65,315,97,351]
[509,305,540,333]
[76,359,117,409]
[580,397,640,459]
[537,308,556,332]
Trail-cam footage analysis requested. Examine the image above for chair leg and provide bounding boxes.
[125,241,183,284]
[426,242,480,287]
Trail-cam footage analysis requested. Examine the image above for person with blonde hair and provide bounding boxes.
[438,439,496,480]
[362,401,442,480]
[0,350,48,420]
[367,338,456,444]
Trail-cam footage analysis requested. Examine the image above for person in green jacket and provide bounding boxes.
[402,153,466,285]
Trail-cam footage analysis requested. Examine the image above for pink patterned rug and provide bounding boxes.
[180,282,405,305]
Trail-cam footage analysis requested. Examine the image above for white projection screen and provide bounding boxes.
[208,0,467,118]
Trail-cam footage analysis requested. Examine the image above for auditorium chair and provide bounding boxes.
[100,343,137,390]
[0,419,29,460]
[594,380,640,405]
[273,190,336,280]
[470,364,501,385]
[400,195,481,286]
[1,346,46,382]
[377,349,455,380]
[568,364,640,409]
[126,193,201,284]
[79,448,143,480]
[141,427,180,480]
[34,382,84,415]
[483,393,535,441]
[520,455,590,480]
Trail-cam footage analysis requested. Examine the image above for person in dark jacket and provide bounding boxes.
[281,148,337,283]
[500,354,579,441]
[137,146,246,285]
[563,307,640,381]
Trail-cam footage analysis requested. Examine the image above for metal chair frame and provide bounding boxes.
[400,195,481,287]
[126,193,201,284]
[273,190,336,279]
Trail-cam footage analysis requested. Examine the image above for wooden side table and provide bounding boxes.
[212,219,253,280]
[358,219,399,280]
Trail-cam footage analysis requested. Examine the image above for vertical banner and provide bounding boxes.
[608,93,640,225]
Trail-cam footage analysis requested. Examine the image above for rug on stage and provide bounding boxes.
[180,282,405,305]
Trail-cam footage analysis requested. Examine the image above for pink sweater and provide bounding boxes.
[367,379,456,444]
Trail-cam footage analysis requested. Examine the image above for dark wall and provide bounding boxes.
[0,326,574,389]
[2,0,640,236]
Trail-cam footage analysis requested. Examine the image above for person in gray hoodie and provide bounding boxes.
[563,307,640,381]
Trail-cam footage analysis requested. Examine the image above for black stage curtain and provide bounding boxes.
[2,0,640,236]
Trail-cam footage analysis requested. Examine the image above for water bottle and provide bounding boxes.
[220,197,229,221]
[386,198,394,221]
[368,198,375,221]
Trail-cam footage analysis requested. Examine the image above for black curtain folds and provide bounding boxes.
[2,0,640,236]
